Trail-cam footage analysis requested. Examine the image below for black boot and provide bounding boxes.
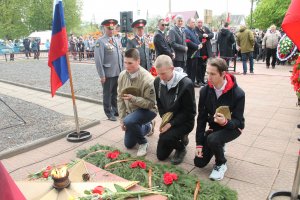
[171,148,187,165]
[297,124,300,129]
[182,135,189,146]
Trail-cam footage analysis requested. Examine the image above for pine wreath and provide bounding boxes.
[277,34,298,61]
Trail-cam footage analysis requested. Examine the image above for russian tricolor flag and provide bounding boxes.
[48,0,69,97]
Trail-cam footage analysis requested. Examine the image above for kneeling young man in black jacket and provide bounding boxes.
[154,55,196,165]
[194,57,245,180]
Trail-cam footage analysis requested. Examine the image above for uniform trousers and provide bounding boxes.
[173,60,186,72]
[194,128,241,167]
[102,76,118,118]
[186,58,198,84]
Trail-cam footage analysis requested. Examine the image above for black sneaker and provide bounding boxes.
[108,116,117,121]
[297,124,300,129]
[182,135,189,146]
[171,148,187,165]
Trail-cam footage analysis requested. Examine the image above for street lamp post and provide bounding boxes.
[250,0,254,29]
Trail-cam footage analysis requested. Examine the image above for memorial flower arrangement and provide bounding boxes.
[291,56,300,101]
[277,34,298,62]
[77,144,238,200]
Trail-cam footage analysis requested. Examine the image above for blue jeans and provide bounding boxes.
[123,109,157,148]
[241,52,254,74]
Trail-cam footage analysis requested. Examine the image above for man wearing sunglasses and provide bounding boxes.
[153,19,175,59]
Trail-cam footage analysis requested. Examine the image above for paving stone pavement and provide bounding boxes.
[1,61,300,200]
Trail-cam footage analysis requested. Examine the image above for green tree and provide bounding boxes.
[0,0,29,39]
[249,0,291,29]
[146,15,163,34]
[0,0,82,39]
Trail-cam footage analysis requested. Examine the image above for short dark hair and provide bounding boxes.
[207,57,228,75]
[224,22,229,28]
[125,48,140,60]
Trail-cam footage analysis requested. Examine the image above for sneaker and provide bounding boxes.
[146,121,155,136]
[137,143,148,156]
[182,135,189,146]
[171,148,187,165]
[108,116,117,121]
[209,163,227,181]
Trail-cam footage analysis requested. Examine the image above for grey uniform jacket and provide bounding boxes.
[94,35,123,78]
[168,26,187,62]
[127,36,152,71]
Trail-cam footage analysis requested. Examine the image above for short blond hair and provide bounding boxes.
[270,24,276,29]
[154,55,173,69]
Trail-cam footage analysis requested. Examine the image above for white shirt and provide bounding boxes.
[214,79,227,99]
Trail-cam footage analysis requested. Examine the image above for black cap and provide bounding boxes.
[131,19,147,28]
[101,19,118,30]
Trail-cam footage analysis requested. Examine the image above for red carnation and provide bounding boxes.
[185,39,191,43]
[163,172,178,185]
[202,38,207,43]
[106,150,120,159]
[92,185,105,195]
[202,55,208,60]
[150,66,158,77]
[42,171,49,178]
[46,166,52,171]
[130,161,146,169]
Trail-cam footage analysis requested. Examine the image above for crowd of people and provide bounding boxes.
[94,17,247,181]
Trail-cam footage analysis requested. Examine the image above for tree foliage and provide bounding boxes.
[0,0,82,39]
[146,15,163,34]
[250,0,291,29]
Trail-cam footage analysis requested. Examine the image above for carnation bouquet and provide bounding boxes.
[277,34,298,62]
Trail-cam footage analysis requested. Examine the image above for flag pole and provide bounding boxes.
[65,52,92,142]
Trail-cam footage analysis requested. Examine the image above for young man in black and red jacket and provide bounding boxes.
[194,57,245,181]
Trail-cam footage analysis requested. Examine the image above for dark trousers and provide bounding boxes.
[25,48,30,58]
[157,125,192,161]
[173,60,186,72]
[241,52,254,73]
[123,109,157,148]
[194,129,241,167]
[102,77,118,118]
[186,58,198,83]
[266,48,277,67]
[197,57,207,84]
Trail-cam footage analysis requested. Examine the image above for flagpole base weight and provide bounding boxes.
[67,131,92,142]
[268,191,300,200]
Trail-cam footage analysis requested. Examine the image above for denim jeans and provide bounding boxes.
[123,109,157,148]
[241,52,254,74]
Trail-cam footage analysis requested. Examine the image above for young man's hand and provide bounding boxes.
[214,113,227,125]
[195,147,203,158]
[120,121,126,131]
[160,123,171,134]
[122,94,134,101]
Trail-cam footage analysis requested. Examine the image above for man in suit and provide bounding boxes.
[195,19,214,86]
[184,17,203,87]
[153,19,174,59]
[168,15,188,71]
[94,19,123,121]
[127,19,152,71]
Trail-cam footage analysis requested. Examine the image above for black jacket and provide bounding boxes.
[217,28,235,57]
[153,30,174,58]
[196,74,245,145]
[195,26,214,58]
[154,74,196,129]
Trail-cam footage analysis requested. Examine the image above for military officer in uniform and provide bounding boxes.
[94,19,124,121]
[126,19,152,71]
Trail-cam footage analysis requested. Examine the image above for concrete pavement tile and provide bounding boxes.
[272,113,300,124]
[243,147,283,168]
[244,116,270,127]
[253,136,289,154]
[9,168,29,181]
[272,170,294,192]
[225,143,250,160]
[99,127,124,143]
[284,142,300,156]
[243,123,265,134]
[246,109,275,119]
[279,154,297,174]
[226,179,270,200]
[226,161,278,187]
[260,127,291,140]
[177,162,195,172]
[276,108,300,118]
[290,131,300,143]
[279,97,300,109]
[234,133,258,146]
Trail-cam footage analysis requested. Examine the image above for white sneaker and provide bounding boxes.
[146,121,155,137]
[209,163,227,181]
[137,143,148,157]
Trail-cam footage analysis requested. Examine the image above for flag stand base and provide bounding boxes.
[67,131,92,142]
[268,191,300,199]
